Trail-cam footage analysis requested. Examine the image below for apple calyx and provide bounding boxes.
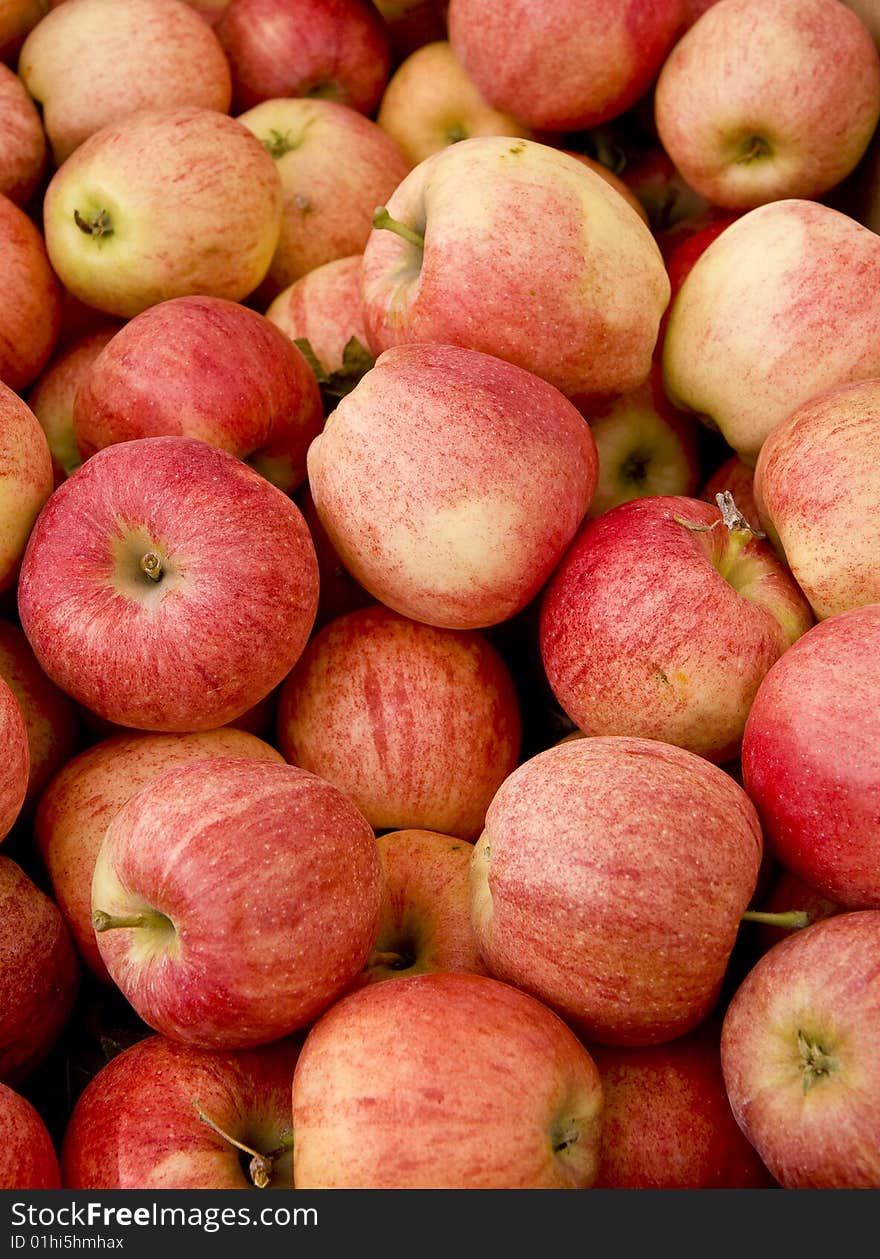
[92,908,172,933]
[797,1031,839,1095]
[445,122,469,145]
[740,909,811,930]
[262,129,297,160]
[736,134,772,165]
[193,1101,294,1189]
[372,206,425,250]
[73,208,114,240]
[550,1116,582,1158]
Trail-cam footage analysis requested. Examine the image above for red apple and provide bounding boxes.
[265,253,372,385]
[470,736,764,1045]
[292,971,605,1188]
[277,604,522,840]
[0,1082,61,1188]
[18,436,319,732]
[0,382,54,594]
[748,866,841,958]
[0,60,45,206]
[0,0,46,64]
[0,193,61,393]
[0,673,27,842]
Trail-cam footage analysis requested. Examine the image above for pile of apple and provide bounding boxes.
[1,0,879,1193]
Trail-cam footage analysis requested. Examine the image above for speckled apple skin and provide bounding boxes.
[721,911,880,1188]
[307,342,598,629]
[0,197,61,394]
[0,675,27,843]
[0,1083,61,1189]
[265,254,369,377]
[277,605,521,839]
[471,737,763,1046]
[292,971,604,1188]
[0,383,53,593]
[741,604,880,909]
[0,61,46,206]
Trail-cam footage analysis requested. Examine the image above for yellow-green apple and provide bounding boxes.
[91,756,382,1049]
[748,866,840,958]
[654,209,742,358]
[61,1033,299,1189]
[308,344,598,629]
[663,199,880,466]
[0,0,46,63]
[0,61,45,205]
[277,605,522,839]
[294,484,372,630]
[18,0,232,166]
[539,495,814,763]
[42,106,283,319]
[376,39,532,165]
[741,603,880,909]
[216,0,391,113]
[588,1021,774,1187]
[361,137,670,400]
[0,193,61,392]
[237,96,411,299]
[0,853,79,1083]
[580,364,700,518]
[655,0,880,210]
[17,436,319,732]
[699,453,760,533]
[721,910,880,1188]
[35,727,284,983]
[362,829,487,984]
[446,0,685,132]
[0,674,27,841]
[753,378,880,619]
[26,324,120,484]
[0,1083,61,1188]
[292,971,605,1188]
[470,736,763,1045]
[73,296,323,494]
[0,382,53,593]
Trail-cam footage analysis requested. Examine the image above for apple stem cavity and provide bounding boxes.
[740,909,811,930]
[550,1118,581,1158]
[193,1101,293,1189]
[367,948,415,972]
[372,206,425,250]
[139,551,164,583]
[73,208,114,240]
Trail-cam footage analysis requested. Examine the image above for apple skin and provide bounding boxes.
[741,603,880,910]
[35,727,284,983]
[0,1083,61,1189]
[237,96,411,298]
[362,829,487,985]
[0,854,79,1084]
[0,60,45,206]
[17,435,319,733]
[91,756,383,1049]
[18,0,232,166]
[0,382,54,594]
[216,0,391,114]
[0,673,27,841]
[470,736,764,1046]
[73,296,323,495]
[588,1021,774,1188]
[307,342,599,630]
[42,106,283,320]
[265,254,370,379]
[721,910,880,1188]
[539,495,814,764]
[61,1033,299,1189]
[277,605,522,841]
[360,136,670,401]
[0,193,61,393]
[0,0,46,64]
[446,0,685,132]
[655,0,880,210]
[292,971,605,1188]
[748,866,840,958]
[753,377,880,620]
[663,198,880,466]
[293,483,372,630]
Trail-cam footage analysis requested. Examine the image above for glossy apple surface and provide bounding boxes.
[0,1083,61,1188]
[0,381,54,593]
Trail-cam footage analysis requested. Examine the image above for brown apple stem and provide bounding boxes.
[740,909,811,929]
[92,909,164,932]
[73,208,114,239]
[368,950,406,967]
[714,490,765,538]
[372,206,425,249]
[140,552,163,582]
[192,1101,292,1189]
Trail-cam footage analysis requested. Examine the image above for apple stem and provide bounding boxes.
[92,909,162,933]
[140,552,163,582]
[714,490,765,538]
[193,1101,291,1189]
[372,206,425,249]
[740,909,811,930]
[73,208,114,239]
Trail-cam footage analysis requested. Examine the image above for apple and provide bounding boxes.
[0,0,46,63]
[470,735,764,1046]
[277,604,522,840]
[699,453,760,534]
[42,106,283,319]
[747,866,841,959]
[360,136,670,401]
[180,0,232,25]
[61,1033,299,1189]
[376,39,533,166]
[18,436,319,732]
[91,756,383,1049]
[18,0,232,166]
[35,727,285,983]
[292,971,605,1188]
[0,1082,61,1188]
[721,910,880,1188]
[662,198,880,466]
[0,382,53,597]
[539,494,814,764]
[0,673,27,841]
[741,603,880,910]
[306,343,599,630]
[655,0,880,210]
[293,484,372,630]
[621,147,713,242]
[215,0,391,114]
[753,377,880,620]
[73,296,324,495]
[236,96,411,299]
[0,853,79,1084]
[446,0,685,132]
[563,151,651,228]
[0,192,61,393]
[0,60,45,206]
[588,1020,774,1187]
[362,829,487,985]
[373,0,447,65]
[654,210,741,357]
